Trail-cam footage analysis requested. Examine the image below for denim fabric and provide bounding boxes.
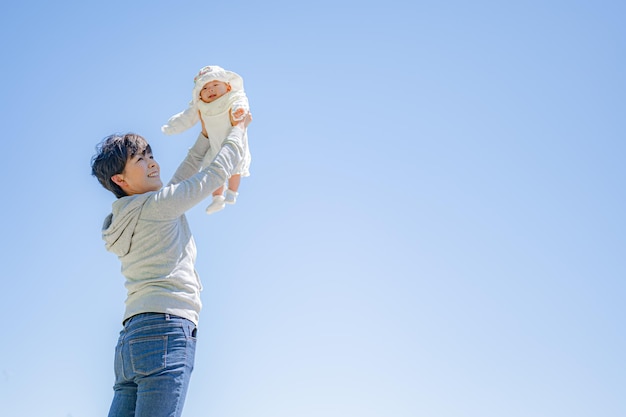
[107,313,197,417]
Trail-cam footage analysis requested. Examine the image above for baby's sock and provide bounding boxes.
[225,189,239,205]
[205,195,226,215]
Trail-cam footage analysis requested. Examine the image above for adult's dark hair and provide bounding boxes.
[91,133,151,198]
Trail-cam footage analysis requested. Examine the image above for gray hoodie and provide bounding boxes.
[102,127,245,325]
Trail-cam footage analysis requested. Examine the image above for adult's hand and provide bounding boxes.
[198,110,208,138]
[233,112,253,129]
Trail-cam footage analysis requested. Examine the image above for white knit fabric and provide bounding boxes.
[162,65,251,176]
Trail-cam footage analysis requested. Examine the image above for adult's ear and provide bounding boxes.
[111,174,125,187]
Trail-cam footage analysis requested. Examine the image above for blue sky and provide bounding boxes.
[1,1,624,416]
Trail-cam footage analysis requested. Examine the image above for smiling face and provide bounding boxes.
[199,80,231,103]
[111,148,162,196]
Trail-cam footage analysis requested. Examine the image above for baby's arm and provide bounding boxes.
[162,101,200,135]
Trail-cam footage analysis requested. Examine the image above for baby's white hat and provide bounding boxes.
[192,65,244,102]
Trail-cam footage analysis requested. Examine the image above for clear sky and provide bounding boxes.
[0,1,624,416]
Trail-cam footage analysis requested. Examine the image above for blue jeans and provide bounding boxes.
[107,313,197,417]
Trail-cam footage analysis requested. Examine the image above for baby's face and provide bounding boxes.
[200,80,231,103]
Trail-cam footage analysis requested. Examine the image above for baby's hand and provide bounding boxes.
[230,107,247,125]
[233,112,253,130]
[232,107,246,121]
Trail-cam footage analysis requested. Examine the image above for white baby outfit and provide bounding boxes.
[162,66,251,213]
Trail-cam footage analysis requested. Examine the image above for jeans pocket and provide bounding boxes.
[129,336,167,375]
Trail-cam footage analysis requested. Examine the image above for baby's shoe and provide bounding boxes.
[225,190,239,205]
[205,195,226,214]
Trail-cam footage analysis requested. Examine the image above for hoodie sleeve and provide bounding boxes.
[167,132,211,186]
[141,126,246,220]
[161,101,200,135]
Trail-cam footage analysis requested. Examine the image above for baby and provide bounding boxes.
[162,65,252,214]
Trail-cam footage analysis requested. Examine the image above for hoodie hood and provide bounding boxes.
[102,193,151,257]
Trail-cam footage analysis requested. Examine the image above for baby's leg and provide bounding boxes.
[213,185,225,197]
[227,175,241,192]
[206,185,226,215]
[225,174,241,205]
